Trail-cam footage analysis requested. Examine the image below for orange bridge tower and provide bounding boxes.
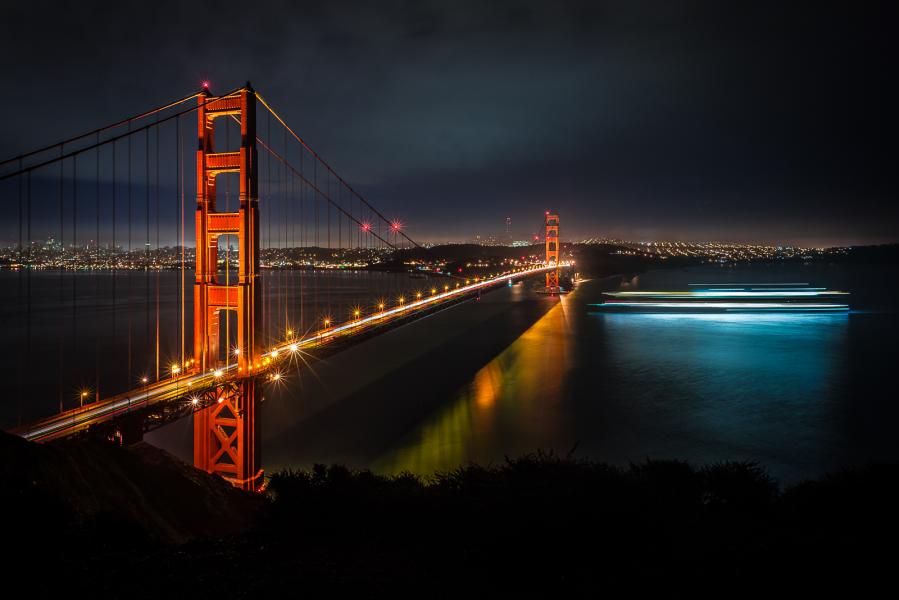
[545,212,560,292]
[192,84,262,491]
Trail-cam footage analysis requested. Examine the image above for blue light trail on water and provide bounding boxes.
[593,283,850,312]
[591,302,849,311]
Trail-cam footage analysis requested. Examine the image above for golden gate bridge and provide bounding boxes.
[0,82,564,490]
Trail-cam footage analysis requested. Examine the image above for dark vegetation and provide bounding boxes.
[399,243,546,263]
[392,242,695,280]
[839,243,899,265]
[569,242,684,277]
[1,430,261,541]
[3,431,896,597]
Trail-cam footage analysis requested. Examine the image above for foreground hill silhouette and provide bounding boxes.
[2,431,896,597]
[0,431,261,544]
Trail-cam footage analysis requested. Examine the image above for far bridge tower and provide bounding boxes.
[545,212,560,293]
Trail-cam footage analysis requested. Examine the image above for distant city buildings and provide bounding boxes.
[0,233,851,272]
[468,234,514,246]
[578,237,848,263]
[0,236,399,271]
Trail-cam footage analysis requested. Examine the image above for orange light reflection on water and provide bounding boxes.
[373,292,574,476]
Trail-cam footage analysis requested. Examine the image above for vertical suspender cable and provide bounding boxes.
[16,163,22,424]
[58,150,64,413]
[178,115,185,370]
[293,150,297,328]
[285,126,291,333]
[280,128,285,337]
[72,154,78,404]
[112,141,117,394]
[95,134,100,402]
[274,123,280,338]
[127,130,133,382]
[145,130,151,381]
[299,146,304,333]
[26,171,32,421]
[328,164,332,319]
[337,179,341,258]
[264,110,270,348]
[314,158,318,320]
[155,120,160,381]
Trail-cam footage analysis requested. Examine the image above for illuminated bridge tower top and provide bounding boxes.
[545,212,560,293]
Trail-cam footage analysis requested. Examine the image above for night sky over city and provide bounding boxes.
[2,0,895,245]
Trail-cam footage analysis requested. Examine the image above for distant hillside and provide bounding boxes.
[397,243,546,262]
[845,243,899,264]
[569,242,687,277]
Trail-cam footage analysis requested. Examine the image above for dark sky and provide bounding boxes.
[2,0,896,246]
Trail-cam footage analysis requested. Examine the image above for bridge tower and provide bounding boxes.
[545,212,560,292]
[192,85,263,491]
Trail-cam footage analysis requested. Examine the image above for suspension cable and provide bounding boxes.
[155,117,160,382]
[0,88,244,182]
[0,91,202,168]
[255,137,398,249]
[127,128,133,382]
[72,153,78,404]
[254,92,422,249]
[145,129,151,381]
[95,135,101,403]
[57,151,64,412]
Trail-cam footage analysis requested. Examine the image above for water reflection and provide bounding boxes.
[371,276,858,482]
[572,300,850,481]
[373,293,574,475]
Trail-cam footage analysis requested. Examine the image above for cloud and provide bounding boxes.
[1,0,895,245]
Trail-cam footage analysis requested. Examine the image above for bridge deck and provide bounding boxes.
[13,265,561,443]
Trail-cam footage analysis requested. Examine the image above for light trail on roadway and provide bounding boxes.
[15,264,564,443]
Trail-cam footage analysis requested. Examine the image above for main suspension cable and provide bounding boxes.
[255,137,398,249]
[254,92,422,249]
[1,88,244,182]
[0,91,202,168]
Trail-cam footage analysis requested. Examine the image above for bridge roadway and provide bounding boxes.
[14,264,562,443]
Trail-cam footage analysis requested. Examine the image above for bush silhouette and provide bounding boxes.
[9,438,899,597]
